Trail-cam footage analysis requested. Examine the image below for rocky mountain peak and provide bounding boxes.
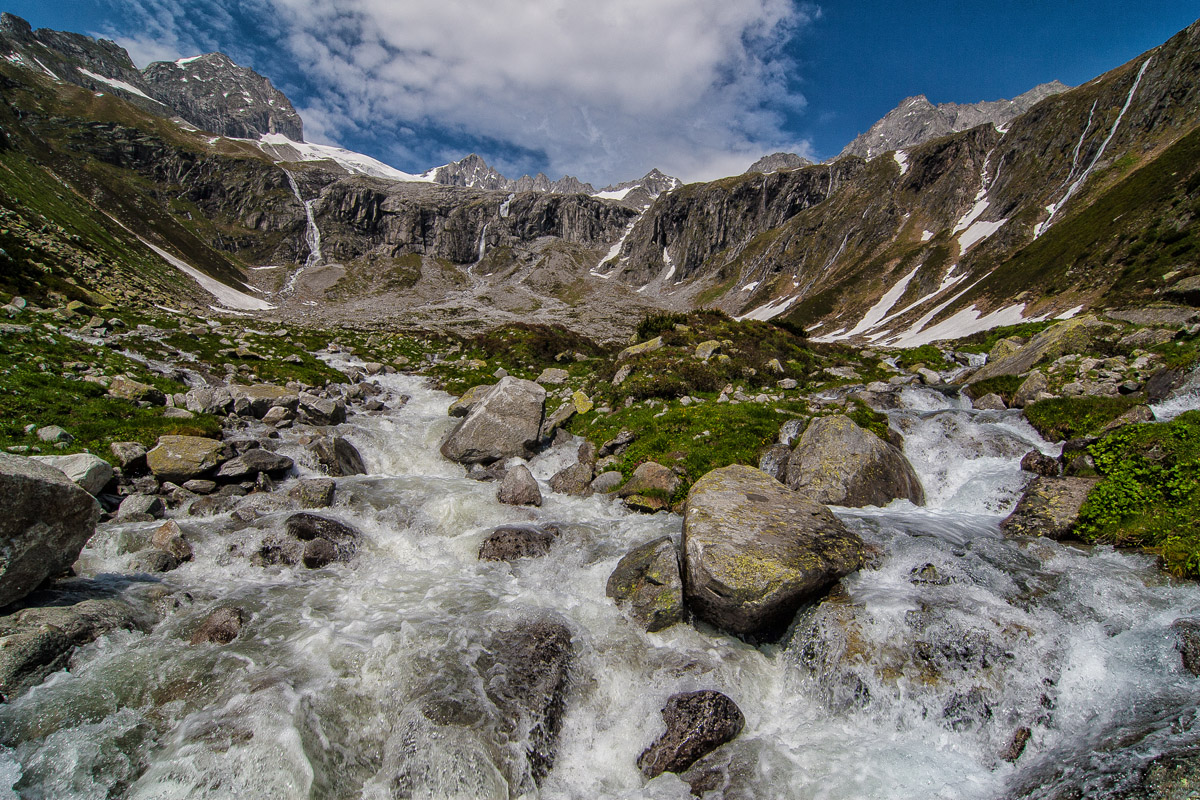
[141,52,304,141]
[839,81,1071,160]
[745,152,814,174]
[430,153,513,191]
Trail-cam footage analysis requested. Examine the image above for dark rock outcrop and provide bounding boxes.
[478,524,560,562]
[1000,477,1098,540]
[311,436,366,476]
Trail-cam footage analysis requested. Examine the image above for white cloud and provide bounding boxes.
[101,0,818,184]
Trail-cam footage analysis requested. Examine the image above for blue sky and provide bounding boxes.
[7,2,1198,184]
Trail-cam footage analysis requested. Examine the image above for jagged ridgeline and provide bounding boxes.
[0,11,1198,346]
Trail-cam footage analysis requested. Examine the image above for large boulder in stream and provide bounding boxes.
[146,436,228,483]
[496,464,542,507]
[1000,477,1098,540]
[637,690,745,779]
[785,415,924,507]
[683,465,865,639]
[0,453,102,608]
[606,536,684,632]
[440,377,546,464]
[310,435,366,476]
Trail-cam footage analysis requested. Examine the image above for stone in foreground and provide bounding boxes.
[1000,477,1098,540]
[786,415,924,507]
[606,536,684,632]
[440,377,546,464]
[638,690,745,778]
[683,465,865,638]
[146,436,227,483]
[0,453,101,608]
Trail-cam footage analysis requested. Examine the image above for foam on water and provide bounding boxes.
[4,371,1200,798]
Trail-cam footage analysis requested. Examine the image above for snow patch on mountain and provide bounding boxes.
[77,68,155,101]
[255,134,433,183]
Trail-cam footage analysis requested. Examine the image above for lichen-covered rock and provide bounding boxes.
[497,464,542,507]
[1020,450,1061,477]
[0,453,101,608]
[637,690,745,778]
[146,436,227,483]
[1000,477,1098,539]
[1013,371,1049,408]
[31,452,114,496]
[535,367,569,385]
[299,392,347,425]
[617,461,680,499]
[966,316,1111,384]
[107,375,165,405]
[617,336,663,361]
[785,415,924,507]
[758,444,792,482]
[683,465,865,638]
[606,536,684,632]
[440,377,546,464]
[117,493,164,521]
[289,478,335,508]
[109,441,148,472]
[228,384,298,418]
[973,393,1007,411]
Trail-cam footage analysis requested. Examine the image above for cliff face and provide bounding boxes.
[141,53,304,142]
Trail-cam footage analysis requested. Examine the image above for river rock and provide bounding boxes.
[758,444,792,483]
[109,441,148,472]
[483,618,574,785]
[549,442,596,497]
[683,465,865,638]
[229,384,299,418]
[973,393,1007,411]
[31,453,113,496]
[107,375,166,405]
[0,626,73,700]
[289,478,335,508]
[1172,619,1200,677]
[129,549,180,573]
[184,386,233,415]
[785,415,925,507]
[117,493,164,521]
[146,436,227,483]
[311,436,366,476]
[448,383,495,418]
[151,520,193,562]
[215,448,295,480]
[637,690,745,778]
[1020,450,1061,477]
[189,606,246,644]
[1000,477,1098,540]
[440,377,546,464]
[497,464,542,506]
[606,536,684,632]
[479,524,559,562]
[535,367,569,385]
[617,462,680,499]
[966,316,1110,384]
[299,392,347,425]
[1013,371,1049,408]
[285,512,359,563]
[0,453,102,608]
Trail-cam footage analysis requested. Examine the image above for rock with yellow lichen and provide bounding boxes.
[785,415,924,507]
[682,465,865,639]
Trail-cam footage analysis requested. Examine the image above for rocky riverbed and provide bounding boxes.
[2,335,1200,798]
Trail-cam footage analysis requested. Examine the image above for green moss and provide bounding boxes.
[1023,396,1141,442]
[895,344,951,371]
[1076,411,1200,577]
[954,321,1056,354]
[964,375,1024,404]
[847,398,891,442]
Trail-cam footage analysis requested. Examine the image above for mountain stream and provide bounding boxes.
[2,369,1199,799]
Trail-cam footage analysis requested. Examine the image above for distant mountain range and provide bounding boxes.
[0,9,1197,346]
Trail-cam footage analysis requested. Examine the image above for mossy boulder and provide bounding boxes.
[606,536,684,632]
[966,316,1110,384]
[1000,477,1098,539]
[682,465,865,639]
[785,415,924,507]
[146,435,227,483]
[448,383,495,418]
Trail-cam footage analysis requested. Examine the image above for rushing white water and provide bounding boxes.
[2,378,1199,799]
[286,171,323,271]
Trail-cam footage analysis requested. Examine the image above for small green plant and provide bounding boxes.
[847,398,891,442]
[1023,396,1140,441]
[964,375,1024,405]
[1076,411,1200,577]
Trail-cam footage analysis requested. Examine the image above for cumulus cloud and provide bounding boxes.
[100,0,818,183]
